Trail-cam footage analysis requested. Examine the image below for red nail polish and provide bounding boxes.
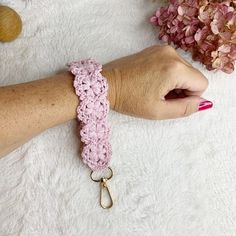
[198,100,213,111]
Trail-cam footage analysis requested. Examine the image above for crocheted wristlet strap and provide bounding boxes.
[67,59,113,209]
[67,59,112,171]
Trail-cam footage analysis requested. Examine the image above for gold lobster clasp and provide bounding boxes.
[90,167,113,209]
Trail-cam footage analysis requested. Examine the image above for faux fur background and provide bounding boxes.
[1,0,236,235]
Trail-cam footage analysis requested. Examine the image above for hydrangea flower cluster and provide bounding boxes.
[68,59,112,171]
[150,0,236,73]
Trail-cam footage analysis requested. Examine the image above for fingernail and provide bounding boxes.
[198,100,213,111]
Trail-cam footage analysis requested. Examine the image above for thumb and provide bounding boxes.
[160,96,213,119]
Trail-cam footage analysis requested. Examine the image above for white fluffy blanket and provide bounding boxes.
[1,0,236,235]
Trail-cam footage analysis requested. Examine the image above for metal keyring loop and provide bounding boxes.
[90,167,113,182]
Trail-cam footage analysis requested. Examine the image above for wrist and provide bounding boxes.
[101,65,117,110]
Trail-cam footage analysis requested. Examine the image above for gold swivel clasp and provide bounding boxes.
[90,167,113,209]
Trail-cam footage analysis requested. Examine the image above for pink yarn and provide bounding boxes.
[67,59,111,171]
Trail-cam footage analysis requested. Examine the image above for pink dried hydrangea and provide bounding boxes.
[150,0,236,73]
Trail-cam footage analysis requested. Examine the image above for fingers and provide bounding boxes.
[156,96,213,119]
[145,45,208,97]
[172,50,209,96]
[174,65,209,96]
[159,47,209,96]
[156,57,212,119]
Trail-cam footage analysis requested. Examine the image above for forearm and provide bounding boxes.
[0,67,115,158]
[0,72,78,157]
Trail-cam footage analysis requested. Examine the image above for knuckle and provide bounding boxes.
[144,45,161,53]
[162,59,184,76]
[169,59,183,70]
[162,45,176,53]
[147,45,177,55]
[151,45,161,50]
[194,69,209,90]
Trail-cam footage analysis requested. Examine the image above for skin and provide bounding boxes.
[0,45,211,158]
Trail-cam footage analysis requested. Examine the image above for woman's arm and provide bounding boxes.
[0,45,212,158]
[0,71,115,157]
[0,72,77,157]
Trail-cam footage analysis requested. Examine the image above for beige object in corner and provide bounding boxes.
[0,5,22,42]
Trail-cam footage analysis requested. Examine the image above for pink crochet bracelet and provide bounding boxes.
[67,59,113,209]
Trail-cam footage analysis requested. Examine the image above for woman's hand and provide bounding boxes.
[103,45,212,120]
